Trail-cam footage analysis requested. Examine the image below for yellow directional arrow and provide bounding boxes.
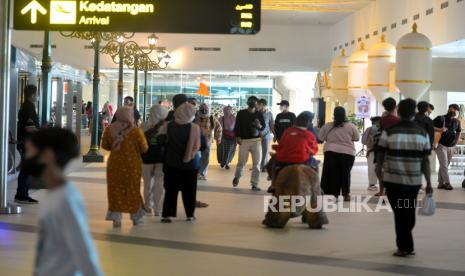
[21,0,47,24]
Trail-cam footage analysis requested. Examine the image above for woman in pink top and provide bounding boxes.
[318,107,360,201]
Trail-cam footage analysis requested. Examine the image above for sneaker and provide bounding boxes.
[154,211,161,217]
[251,186,261,192]
[232,177,239,187]
[196,201,209,208]
[113,221,122,228]
[14,197,39,204]
[161,217,172,223]
[343,195,351,202]
[186,217,196,222]
[225,165,230,170]
[198,175,207,181]
[438,183,447,189]
[462,180,465,189]
[444,183,454,190]
[367,185,378,191]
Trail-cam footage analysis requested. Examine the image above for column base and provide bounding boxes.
[0,204,22,215]
[83,148,104,163]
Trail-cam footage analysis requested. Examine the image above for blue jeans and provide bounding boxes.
[199,143,212,177]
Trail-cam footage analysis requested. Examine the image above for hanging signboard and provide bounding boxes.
[13,0,261,34]
[355,96,371,119]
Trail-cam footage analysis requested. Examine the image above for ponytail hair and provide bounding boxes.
[333,106,347,128]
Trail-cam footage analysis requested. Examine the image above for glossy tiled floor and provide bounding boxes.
[1,146,465,276]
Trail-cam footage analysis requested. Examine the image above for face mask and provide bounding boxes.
[200,108,208,115]
[21,155,46,178]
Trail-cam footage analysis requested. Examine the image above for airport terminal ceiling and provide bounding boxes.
[10,0,376,72]
[9,1,465,72]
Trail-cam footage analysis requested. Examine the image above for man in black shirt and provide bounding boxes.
[15,85,40,204]
[232,96,265,191]
[274,100,296,142]
[435,104,461,190]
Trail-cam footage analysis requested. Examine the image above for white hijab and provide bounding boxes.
[142,105,169,131]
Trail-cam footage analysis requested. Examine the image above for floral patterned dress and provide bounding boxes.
[101,127,148,214]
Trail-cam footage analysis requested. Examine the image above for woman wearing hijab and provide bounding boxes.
[194,103,222,180]
[162,103,206,223]
[217,106,237,169]
[141,105,169,216]
[101,107,149,227]
[318,107,360,201]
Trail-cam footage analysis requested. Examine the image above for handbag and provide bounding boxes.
[223,117,236,139]
[141,123,167,164]
[418,194,436,216]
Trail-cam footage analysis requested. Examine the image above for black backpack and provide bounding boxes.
[439,116,460,147]
[141,124,167,164]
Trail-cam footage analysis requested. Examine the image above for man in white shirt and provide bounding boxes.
[21,127,103,276]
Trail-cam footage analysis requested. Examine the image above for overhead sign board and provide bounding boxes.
[13,0,261,34]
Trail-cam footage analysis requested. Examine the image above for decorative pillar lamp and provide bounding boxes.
[348,43,368,98]
[396,23,433,100]
[368,34,396,103]
[60,31,134,163]
[331,49,349,105]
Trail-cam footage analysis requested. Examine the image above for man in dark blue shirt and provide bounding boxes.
[15,85,40,204]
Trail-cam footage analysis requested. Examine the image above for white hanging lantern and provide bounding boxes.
[349,43,368,98]
[396,23,433,100]
[331,49,349,105]
[368,34,396,103]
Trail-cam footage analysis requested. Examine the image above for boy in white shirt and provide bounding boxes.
[21,128,103,276]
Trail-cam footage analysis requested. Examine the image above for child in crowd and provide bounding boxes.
[23,128,103,276]
[274,111,319,176]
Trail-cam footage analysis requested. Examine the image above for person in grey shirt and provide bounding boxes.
[257,99,274,171]
[21,128,103,276]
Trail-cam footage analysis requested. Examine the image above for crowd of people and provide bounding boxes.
[13,85,465,275]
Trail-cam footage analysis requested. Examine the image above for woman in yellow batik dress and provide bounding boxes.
[101,107,148,227]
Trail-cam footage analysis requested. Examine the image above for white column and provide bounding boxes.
[0,0,21,214]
